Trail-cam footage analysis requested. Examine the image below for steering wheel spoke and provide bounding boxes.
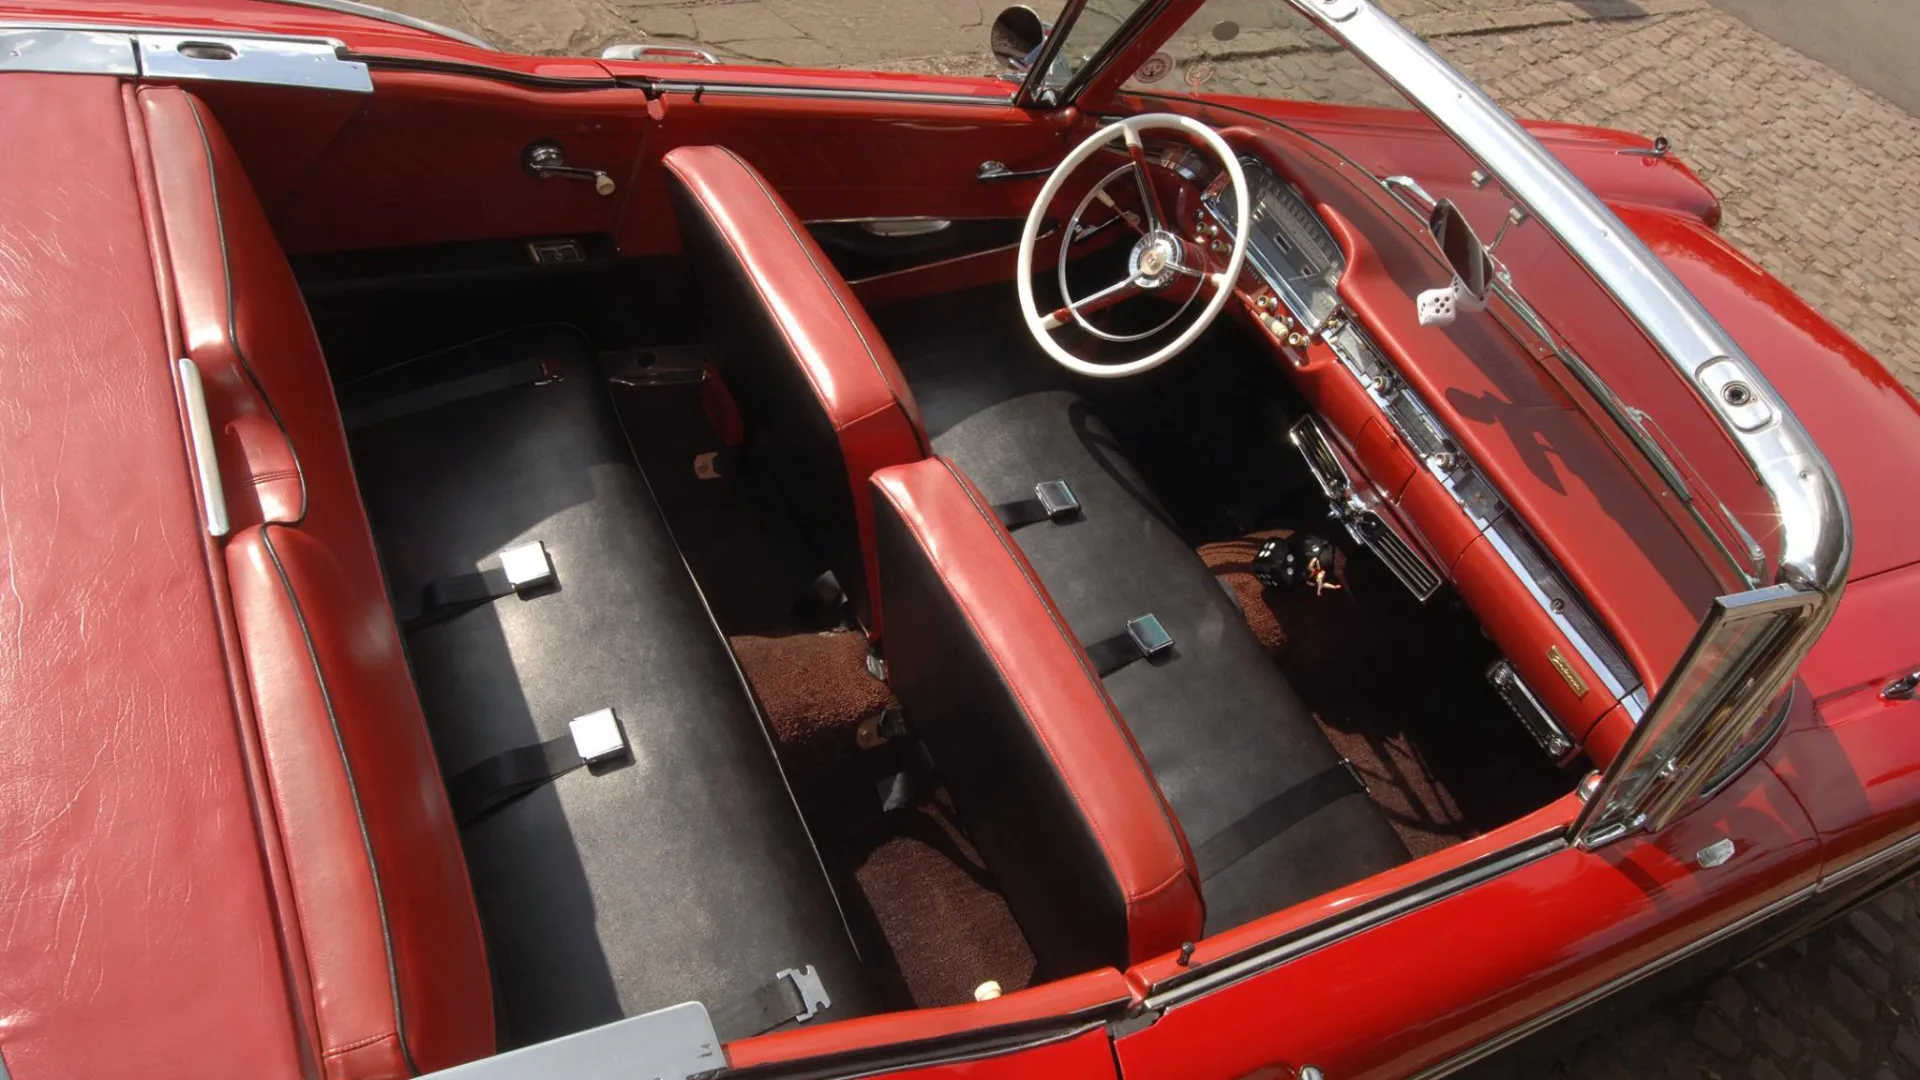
[1045,276,1144,330]
[1121,124,1171,233]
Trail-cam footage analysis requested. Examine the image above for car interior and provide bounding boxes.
[133,60,1664,1065]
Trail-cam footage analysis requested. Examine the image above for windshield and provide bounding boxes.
[1093,0,1780,604]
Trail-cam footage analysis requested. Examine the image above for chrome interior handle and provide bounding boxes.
[524,140,615,196]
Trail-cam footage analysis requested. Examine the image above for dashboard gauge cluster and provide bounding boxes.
[1203,157,1346,334]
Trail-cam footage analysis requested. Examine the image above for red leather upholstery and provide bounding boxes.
[664,145,926,634]
[140,87,493,1076]
[870,458,1204,973]
[0,73,310,1080]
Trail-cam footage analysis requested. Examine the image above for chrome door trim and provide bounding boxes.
[1818,828,1920,893]
[641,78,1014,107]
[0,27,136,75]
[1407,881,1819,1078]
[1142,831,1567,1009]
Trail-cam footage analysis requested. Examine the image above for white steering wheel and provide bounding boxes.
[1017,114,1250,379]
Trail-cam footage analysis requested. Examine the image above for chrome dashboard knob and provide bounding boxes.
[1255,293,1278,313]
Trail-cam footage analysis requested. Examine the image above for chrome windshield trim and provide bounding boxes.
[262,0,496,50]
[1290,0,1850,600]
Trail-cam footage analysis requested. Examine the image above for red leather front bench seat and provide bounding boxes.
[869,458,1207,975]
[140,87,493,1077]
[663,145,929,636]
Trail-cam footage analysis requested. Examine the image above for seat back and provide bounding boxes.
[664,145,927,633]
[141,87,493,1077]
[869,458,1204,976]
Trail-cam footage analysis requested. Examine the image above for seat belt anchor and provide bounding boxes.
[569,707,628,766]
[499,540,557,592]
[776,965,832,1023]
[1034,479,1080,521]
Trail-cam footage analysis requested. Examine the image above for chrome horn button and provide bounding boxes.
[1129,230,1183,288]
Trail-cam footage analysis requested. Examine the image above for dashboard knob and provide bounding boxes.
[1256,294,1278,313]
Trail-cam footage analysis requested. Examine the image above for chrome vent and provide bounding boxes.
[1291,415,1349,498]
[1290,416,1445,602]
[1359,512,1443,601]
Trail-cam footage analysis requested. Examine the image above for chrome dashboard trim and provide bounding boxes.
[641,79,1012,107]
[1289,0,1851,600]
[1322,319,1649,718]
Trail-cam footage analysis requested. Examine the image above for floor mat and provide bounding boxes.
[1200,529,1574,857]
[730,630,1037,1009]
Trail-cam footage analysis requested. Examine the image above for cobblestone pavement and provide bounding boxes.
[382,0,1920,1073]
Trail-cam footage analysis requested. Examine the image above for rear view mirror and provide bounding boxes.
[1428,198,1490,301]
[990,6,1047,72]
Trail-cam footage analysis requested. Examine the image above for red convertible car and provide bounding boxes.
[2,0,1918,1077]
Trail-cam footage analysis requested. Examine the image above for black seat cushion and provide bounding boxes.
[345,325,869,1046]
[930,390,1408,932]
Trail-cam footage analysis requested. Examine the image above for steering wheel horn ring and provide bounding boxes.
[1018,114,1251,378]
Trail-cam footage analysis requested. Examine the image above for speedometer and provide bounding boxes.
[1204,158,1346,333]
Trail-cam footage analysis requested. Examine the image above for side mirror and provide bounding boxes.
[990,5,1048,72]
[1428,198,1490,301]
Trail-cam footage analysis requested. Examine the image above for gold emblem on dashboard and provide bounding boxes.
[1547,646,1589,698]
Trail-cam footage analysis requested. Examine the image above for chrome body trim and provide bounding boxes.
[1818,828,1920,894]
[601,43,719,64]
[1408,880,1819,1078]
[1145,832,1567,1008]
[643,79,1010,106]
[0,28,136,75]
[138,33,372,92]
[0,23,371,92]
[262,0,496,50]
[1294,0,1849,599]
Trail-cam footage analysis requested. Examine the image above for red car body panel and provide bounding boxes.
[0,3,1917,1079]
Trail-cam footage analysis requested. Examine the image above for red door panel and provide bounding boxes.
[1115,765,1818,1079]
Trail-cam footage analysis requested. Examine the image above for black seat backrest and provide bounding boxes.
[869,457,1205,978]
[664,145,927,633]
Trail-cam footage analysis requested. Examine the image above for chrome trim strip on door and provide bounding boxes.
[1817,828,1920,893]
[1143,832,1567,1008]
[1407,881,1819,1079]
[641,79,1013,107]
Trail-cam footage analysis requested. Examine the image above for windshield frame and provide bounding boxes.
[1059,0,1851,845]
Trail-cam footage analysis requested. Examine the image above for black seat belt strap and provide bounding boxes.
[1193,761,1366,882]
[343,356,560,430]
[402,541,556,631]
[1082,613,1174,676]
[709,966,832,1038]
[447,707,627,825]
[994,479,1081,530]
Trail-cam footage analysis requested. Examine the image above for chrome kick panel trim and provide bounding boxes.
[1289,415,1443,601]
[1488,660,1579,764]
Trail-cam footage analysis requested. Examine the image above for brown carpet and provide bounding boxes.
[731,628,1036,1009]
[1199,529,1572,858]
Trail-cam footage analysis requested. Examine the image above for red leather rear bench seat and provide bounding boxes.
[141,85,868,1066]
